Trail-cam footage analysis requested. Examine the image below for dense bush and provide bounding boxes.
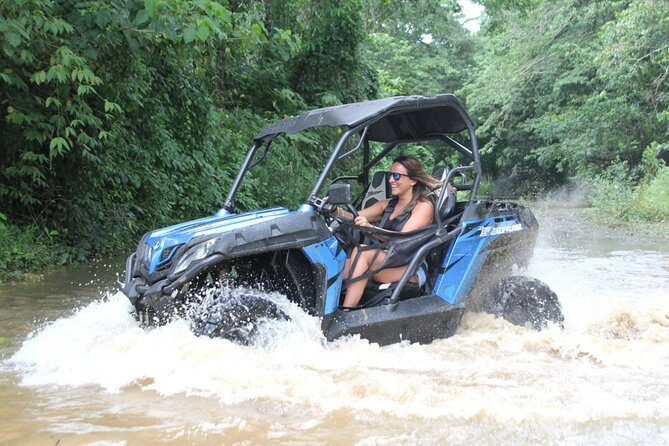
[590,146,669,224]
[0,217,72,282]
[0,0,392,281]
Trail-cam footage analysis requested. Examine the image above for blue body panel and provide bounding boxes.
[144,207,291,274]
[137,200,527,317]
[302,237,347,315]
[433,215,523,304]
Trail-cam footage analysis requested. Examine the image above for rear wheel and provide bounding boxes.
[486,275,564,330]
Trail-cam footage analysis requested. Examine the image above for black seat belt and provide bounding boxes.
[377,197,398,230]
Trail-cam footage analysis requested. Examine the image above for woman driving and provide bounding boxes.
[335,155,442,309]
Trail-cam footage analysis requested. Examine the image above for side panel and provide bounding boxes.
[433,213,529,304]
[302,236,347,315]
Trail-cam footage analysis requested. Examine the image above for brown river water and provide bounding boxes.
[1,205,668,445]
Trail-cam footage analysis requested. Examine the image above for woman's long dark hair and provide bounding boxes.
[393,155,442,205]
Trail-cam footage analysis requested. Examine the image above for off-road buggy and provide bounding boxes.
[122,94,563,345]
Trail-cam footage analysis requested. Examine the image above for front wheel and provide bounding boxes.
[190,287,289,345]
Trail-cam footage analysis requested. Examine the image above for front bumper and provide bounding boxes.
[123,252,226,314]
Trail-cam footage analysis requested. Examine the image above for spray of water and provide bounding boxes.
[4,207,669,442]
[6,270,669,418]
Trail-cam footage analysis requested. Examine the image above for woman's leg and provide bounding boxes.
[372,265,409,284]
[342,248,393,308]
[342,244,368,286]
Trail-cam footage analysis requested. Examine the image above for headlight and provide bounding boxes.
[173,239,216,274]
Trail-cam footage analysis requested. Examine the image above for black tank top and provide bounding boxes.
[379,197,415,232]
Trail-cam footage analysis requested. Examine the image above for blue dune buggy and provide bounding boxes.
[122,94,563,345]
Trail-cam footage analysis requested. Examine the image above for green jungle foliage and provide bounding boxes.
[466,0,669,199]
[1,0,667,280]
[0,217,69,282]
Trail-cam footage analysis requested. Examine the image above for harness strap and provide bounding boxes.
[343,245,385,284]
[377,197,398,230]
[342,197,420,288]
[378,197,417,231]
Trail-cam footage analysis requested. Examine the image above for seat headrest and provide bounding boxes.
[371,170,389,188]
[431,166,449,182]
[361,171,391,209]
[430,166,455,221]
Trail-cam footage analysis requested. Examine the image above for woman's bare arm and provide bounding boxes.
[353,200,433,233]
[337,198,389,223]
[398,200,434,232]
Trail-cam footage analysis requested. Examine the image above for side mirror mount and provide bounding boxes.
[327,183,352,205]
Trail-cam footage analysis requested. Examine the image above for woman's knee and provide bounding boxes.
[359,249,382,265]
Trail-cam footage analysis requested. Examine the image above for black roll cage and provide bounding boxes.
[220,95,480,310]
[223,95,480,214]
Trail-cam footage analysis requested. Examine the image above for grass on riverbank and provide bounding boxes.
[589,164,669,226]
[0,218,75,284]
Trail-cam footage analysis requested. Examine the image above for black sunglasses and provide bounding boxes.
[388,171,410,181]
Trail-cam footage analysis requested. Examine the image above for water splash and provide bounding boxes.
[5,281,669,425]
[5,209,669,442]
[186,286,291,344]
[0,211,669,445]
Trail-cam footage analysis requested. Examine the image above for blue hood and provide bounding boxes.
[141,207,293,273]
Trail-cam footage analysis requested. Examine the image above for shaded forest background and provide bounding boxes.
[1,0,668,280]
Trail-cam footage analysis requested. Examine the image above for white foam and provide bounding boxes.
[6,223,669,426]
[8,286,669,424]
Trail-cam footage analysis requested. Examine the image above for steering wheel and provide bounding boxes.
[325,204,361,252]
[346,204,359,219]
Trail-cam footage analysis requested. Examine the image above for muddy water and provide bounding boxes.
[1,206,669,445]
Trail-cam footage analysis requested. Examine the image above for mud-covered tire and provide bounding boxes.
[190,288,289,345]
[487,276,564,330]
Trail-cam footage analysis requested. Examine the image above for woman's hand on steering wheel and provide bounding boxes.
[353,215,374,228]
[329,203,358,222]
[341,205,374,229]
